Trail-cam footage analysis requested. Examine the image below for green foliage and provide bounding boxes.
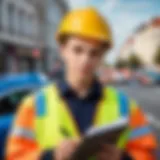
[115,59,128,69]
[127,54,142,69]
[154,47,160,65]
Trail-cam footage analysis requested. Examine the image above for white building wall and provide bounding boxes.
[133,26,160,66]
[120,25,160,67]
[120,42,134,60]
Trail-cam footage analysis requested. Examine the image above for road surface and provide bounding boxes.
[116,85,160,140]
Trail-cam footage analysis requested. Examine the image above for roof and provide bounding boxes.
[151,17,160,27]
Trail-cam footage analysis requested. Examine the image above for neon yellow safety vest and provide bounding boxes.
[35,84,131,151]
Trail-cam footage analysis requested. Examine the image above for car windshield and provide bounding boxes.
[0,90,31,115]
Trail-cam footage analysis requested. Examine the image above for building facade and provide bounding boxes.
[0,0,44,73]
[0,0,69,74]
[119,17,160,69]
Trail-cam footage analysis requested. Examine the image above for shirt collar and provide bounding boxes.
[57,79,102,100]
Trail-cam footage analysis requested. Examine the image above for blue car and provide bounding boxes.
[0,73,48,159]
[147,71,160,85]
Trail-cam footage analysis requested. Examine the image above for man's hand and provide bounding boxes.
[96,144,122,160]
[55,139,80,160]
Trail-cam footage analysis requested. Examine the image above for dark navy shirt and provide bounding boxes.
[57,79,102,134]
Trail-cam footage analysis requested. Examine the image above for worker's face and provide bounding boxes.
[60,36,106,81]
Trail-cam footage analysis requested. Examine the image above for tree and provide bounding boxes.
[127,54,142,70]
[115,59,128,69]
[154,47,160,65]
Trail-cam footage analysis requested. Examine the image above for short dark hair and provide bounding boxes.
[57,34,70,45]
[57,34,111,51]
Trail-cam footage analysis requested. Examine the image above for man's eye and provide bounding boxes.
[73,46,83,54]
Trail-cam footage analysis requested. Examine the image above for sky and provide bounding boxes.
[66,0,160,64]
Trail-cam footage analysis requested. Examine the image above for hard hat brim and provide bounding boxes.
[56,33,112,50]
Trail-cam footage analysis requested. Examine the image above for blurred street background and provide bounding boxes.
[0,0,160,155]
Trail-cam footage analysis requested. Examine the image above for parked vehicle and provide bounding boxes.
[136,70,160,85]
[0,73,48,159]
[147,71,160,85]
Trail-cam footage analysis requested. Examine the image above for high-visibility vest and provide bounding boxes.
[34,84,130,150]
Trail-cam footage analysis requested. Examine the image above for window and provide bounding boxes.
[25,14,30,36]
[8,3,14,33]
[0,0,3,30]
[18,10,25,35]
[32,15,37,37]
[0,90,31,115]
[28,14,33,36]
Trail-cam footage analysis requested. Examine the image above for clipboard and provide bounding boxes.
[70,117,128,160]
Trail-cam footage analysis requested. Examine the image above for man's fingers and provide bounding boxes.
[55,139,80,160]
[60,140,79,151]
[55,149,63,160]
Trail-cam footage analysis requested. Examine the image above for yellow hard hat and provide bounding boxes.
[57,7,113,47]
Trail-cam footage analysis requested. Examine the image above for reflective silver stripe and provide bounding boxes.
[130,126,152,139]
[11,128,35,140]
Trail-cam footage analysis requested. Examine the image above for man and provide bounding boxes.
[6,8,157,160]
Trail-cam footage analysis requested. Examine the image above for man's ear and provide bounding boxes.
[59,44,66,61]
[59,41,67,52]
